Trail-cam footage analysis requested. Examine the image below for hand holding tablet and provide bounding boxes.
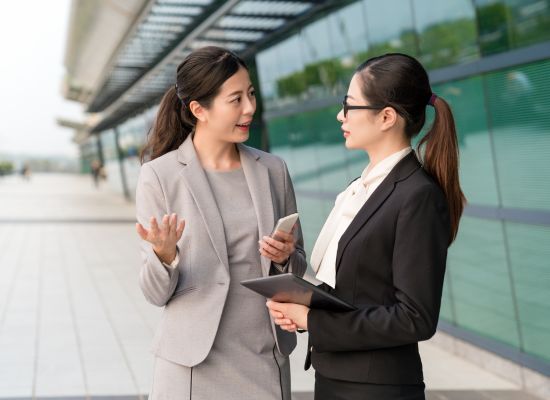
[241,273,356,312]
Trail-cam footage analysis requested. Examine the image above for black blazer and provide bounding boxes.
[306,151,450,385]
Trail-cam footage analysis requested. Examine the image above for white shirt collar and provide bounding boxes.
[360,147,412,187]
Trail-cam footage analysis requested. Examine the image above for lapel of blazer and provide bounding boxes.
[335,151,422,272]
[238,144,274,277]
[177,135,229,272]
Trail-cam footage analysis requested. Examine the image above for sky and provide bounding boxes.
[0,1,82,158]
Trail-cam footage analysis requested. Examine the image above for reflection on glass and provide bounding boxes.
[100,130,119,162]
[431,77,500,206]
[506,222,550,362]
[484,60,550,210]
[414,0,479,68]
[476,0,550,56]
[447,217,522,348]
[476,0,514,55]
[362,0,418,58]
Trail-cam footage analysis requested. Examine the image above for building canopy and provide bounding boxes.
[89,0,341,133]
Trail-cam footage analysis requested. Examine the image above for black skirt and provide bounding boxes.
[314,372,425,400]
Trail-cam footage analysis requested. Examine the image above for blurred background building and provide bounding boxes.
[62,0,550,394]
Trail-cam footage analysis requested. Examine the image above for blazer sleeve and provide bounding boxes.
[135,163,180,307]
[307,185,450,352]
[270,160,307,277]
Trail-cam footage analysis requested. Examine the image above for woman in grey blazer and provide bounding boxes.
[135,46,307,400]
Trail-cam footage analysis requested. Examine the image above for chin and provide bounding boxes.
[344,139,358,150]
[231,130,249,143]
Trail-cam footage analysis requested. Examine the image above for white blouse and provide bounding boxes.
[311,147,412,288]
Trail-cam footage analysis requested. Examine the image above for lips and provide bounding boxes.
[236,121,252,128]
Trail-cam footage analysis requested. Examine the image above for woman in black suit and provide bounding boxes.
[267,53,466,399]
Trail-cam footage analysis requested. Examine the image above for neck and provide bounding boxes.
[193,129,240,170]
[365,139,410,168]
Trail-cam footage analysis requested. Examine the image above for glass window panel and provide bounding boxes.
[288,134,322,191]
[477,0,550,55]
[276,35,305,78]
[99,129,118,162]
[447,217,521,348]
[300,17,333,65]
[439,273,455,323]
[362,0,418,58]
[508,0,550,47]
[256,47,279,100]
[295,197,331,260]
[307,105,349,193]
[432,77,500,206]
[476,0,515,55]
[327,1,368,59]
[413,0,480,69]
[485,59,550,210]
[506,222,550,362]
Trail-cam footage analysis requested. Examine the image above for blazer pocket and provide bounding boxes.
[169,286,197,301]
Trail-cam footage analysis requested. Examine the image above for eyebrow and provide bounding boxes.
[227,84,254,98]
[346,94,356,100]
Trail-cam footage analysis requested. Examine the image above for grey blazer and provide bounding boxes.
[135,135,307,367]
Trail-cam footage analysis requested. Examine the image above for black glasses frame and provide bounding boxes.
[342,95,385,118]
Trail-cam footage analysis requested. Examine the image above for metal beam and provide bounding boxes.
[92,0,241,128]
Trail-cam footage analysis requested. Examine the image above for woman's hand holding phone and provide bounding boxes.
[136,213,185,264]
[259,213,298,264]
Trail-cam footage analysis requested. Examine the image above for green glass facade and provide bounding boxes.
[257,0,550,372]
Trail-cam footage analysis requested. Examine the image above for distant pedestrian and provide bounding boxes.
[90,159,101,187]
[20,163,31,181]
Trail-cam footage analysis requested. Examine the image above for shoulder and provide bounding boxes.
[140,150,180,179]
[398,167,448,212]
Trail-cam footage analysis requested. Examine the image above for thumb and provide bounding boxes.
[136,223,149,240]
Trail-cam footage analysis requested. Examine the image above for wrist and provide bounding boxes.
[276,256,289,265]
[154,248,176,264]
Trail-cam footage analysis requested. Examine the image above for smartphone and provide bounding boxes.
[270,213,299,238]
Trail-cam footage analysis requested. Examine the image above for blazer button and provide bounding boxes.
[310,346,314,352]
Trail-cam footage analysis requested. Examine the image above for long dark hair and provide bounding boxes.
[355,53,465,243]
[140,46,248,163]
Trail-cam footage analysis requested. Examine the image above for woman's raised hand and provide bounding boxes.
[136,213,185,264]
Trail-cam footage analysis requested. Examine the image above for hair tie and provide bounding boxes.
[175,84,186,106]
[428,93,437,107]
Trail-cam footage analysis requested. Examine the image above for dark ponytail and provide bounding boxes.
[356,53,465,243]
[418,96,465,243]
[140,86,191,163]
[140,46,247,163]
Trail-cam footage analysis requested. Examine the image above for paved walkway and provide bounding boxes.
[0,174,541,399]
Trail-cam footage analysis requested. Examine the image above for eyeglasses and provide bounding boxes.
[342,95,385,118]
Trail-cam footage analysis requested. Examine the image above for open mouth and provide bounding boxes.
[236,122,251,128]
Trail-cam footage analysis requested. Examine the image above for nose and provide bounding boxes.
[243,95,256,116]
[336,108,345,123]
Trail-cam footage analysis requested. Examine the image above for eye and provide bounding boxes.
[249,89,256,97]
[232,97,241,103]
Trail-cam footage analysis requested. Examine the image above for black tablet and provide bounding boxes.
[241,273,356,312]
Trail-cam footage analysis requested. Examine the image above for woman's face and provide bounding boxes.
[336,73,384,151]
[200,66,256,143]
